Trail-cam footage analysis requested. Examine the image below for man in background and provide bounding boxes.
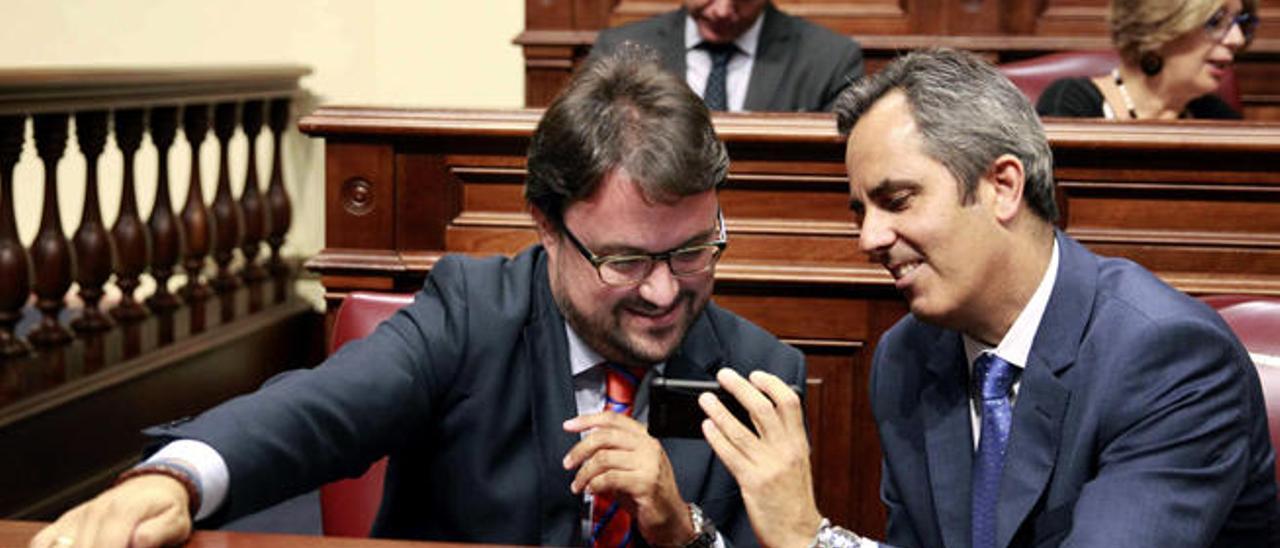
[698,48,1278,547]
[30,49,804,548]
[593,0,863,112]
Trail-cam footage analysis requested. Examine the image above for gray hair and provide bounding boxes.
[525,45,729,229]
[834,48,1058,223]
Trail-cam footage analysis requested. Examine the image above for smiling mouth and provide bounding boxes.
[886,260,922,280]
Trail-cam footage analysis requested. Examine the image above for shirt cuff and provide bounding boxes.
[146,439,229,521]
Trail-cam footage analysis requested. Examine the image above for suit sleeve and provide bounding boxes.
[145,256,474,521]
[1061,317,1254,547]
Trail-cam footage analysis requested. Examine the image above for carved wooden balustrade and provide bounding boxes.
[0,67,323,519]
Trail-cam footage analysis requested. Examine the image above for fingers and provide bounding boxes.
[700,410,752,477]
[570,448,634,495]
[563,411,645,474]
[28,475,191,548]
[715,368,787,438]
[748,370,806,436]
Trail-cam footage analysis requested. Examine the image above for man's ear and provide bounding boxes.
[986,154,1026,224]
[530,206,560,250]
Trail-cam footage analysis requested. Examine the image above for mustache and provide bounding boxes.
[618,290,696,315]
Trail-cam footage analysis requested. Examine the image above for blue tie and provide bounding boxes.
[972,353,1018,548]
[700,42,736,111]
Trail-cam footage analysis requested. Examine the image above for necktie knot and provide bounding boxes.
[699,41,738,66]
[973,353,1017,401]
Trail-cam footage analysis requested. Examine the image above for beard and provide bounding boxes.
[553,278,710,367]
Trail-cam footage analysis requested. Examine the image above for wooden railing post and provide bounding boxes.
[29,113,73,347]
[239,100,267,313]
[110,108,150,324]
[146,107,183,344]
[71,110,114,333]
[211,102,243,323]
[181,104,212,333]
[266,98,292,303]
[0,115,29,357]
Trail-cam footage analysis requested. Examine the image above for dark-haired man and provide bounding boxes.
[699,48,1277,547]
[31,49,803,548]
[593,0,862,112]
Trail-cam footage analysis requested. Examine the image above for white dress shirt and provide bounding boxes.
[684,12,764,112]
[962,239,1060,447]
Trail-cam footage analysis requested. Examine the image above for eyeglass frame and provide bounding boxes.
[560,209,729,286]
[1204,7,1258,43]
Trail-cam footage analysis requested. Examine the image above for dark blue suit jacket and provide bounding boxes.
[148,245,805,545]
[870,232,1277,547]
[592,3,863,112]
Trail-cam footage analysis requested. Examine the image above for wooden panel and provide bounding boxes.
[325,141,396,250]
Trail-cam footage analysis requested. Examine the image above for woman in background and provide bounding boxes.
[1037,0,1257,120]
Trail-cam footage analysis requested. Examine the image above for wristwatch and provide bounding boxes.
[683,503,717,548]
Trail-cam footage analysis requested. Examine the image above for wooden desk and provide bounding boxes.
[0,520,477,548]
[299,108,1280,536]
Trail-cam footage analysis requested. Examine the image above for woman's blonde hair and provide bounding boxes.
[1110,0,1257,64]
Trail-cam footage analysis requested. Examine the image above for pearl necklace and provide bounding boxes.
[1111,68,1139,119]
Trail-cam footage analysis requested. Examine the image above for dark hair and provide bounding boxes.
[833,48,1059,223]
[524,45,729,230]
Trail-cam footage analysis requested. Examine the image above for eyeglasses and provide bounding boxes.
[561,210,728,286]
[1204,7,1258,43]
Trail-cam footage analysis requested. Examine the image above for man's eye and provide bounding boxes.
[885,193,912,211]
[603,258,650,275]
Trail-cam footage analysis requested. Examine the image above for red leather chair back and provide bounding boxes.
[320,291,416,537]
[1201,295,1280,482]
[999,50,1242,112]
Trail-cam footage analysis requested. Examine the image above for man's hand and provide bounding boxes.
[563,411,695,546]
[700,368,822,548]
[29,474,192,548]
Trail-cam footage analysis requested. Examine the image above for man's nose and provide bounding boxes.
[638,260,680,309]
[703,0,734,19]
[857,210,895,256]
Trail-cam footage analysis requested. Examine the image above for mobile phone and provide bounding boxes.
[647,376,800,439]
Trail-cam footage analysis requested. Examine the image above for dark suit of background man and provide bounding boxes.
[697,48,1278,548]
[592,0,863,112]
[31,49,805,548]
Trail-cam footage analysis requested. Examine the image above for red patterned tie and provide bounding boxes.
[590,363,647,548]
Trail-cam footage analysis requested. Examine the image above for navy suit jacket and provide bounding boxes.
[870,232,1277,547]
[592,3,863,112]
[148,245,805,545]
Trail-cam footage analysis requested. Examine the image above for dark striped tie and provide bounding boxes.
[590,363,647,548]
[700,42,737,111]
[971,353,1019,548]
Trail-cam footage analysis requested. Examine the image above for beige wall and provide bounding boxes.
[1,0,524,300]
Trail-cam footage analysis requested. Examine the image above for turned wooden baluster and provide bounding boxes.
[146,107,182,318]
[266,98,292,303]
[238,100,267,313]
[210,102,242,323]
[110,109,150,323]
[29,113,73,346]
[71,110,114,333]
[180,104,213,333]
[0,115,30,357]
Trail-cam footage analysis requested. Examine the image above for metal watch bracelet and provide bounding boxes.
[808,517,866,548]
[683,503,717,548]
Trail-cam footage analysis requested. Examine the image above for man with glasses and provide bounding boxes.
[31,48,803,548]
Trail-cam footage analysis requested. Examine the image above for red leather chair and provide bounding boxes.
[999,50,1242,112]
[1201,295,1280,482]
[319,291,416,537]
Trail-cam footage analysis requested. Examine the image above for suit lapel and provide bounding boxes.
[922,332,975,548]
[524,257,584,546]
[995,231,1096,547]
[744,5,792,111]
[657,313,723,502]
[660,8,688,77]
[995,359,1068,548]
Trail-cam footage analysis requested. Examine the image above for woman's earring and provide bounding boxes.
[1140,51,1163,76]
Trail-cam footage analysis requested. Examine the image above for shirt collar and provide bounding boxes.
[963,238,1060,368]
[684,9,765,58]
[566,321,665,377]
